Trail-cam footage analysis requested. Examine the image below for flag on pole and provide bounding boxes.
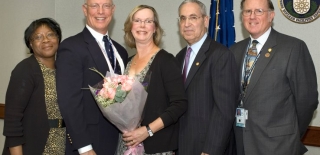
[208,0,235,48]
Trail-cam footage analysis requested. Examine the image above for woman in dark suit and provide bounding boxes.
[2,18,64,155]
[116,5,187,155]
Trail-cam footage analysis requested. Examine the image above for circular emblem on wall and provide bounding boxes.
[278,0,320,23]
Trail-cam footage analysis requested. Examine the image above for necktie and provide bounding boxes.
[245,40,259,84]
[103,35,120,74]
[182,47,192,82]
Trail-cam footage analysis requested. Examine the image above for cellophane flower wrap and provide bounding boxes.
[88,69,149,155]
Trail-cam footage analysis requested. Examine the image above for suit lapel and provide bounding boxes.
[244,29,277,102]
[83,28,108,74]
[185,37,210,88]
[177,47,187,70]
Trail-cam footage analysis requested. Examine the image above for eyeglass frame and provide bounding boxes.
[31,32,58,42]
[242,9,271,16]
[132,19,154,25]
[178,15,204,23]
[84,3,114,10]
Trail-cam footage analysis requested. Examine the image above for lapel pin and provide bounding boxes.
[196,62,200,66]
[265,53,270,58]
[268,48,272,52]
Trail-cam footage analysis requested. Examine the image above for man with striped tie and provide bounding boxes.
[176,0,239,154]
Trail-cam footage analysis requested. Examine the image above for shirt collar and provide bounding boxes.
[250,27,271,47]
[188,33,208,54]
[86,24,109,42]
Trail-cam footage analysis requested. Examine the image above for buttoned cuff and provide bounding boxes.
[78,145,93,154]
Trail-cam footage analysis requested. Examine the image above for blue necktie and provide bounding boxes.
[103,35,114,67]
[103,36,120,74]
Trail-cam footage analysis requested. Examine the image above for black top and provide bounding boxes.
[141,49,188,153]
[3,55,50,155]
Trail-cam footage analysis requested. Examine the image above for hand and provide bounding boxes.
[201,153,209,155]
[9,145,23,155]
[80,150,96,155]
[122,126,149,147]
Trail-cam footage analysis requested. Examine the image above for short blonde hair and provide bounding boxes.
[124,5,164,48]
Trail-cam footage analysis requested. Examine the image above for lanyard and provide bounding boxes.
[242,52,260,92]
[239,48,260,107]
[97,41,125,75]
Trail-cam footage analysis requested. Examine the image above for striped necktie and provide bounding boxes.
[182,47,192,82]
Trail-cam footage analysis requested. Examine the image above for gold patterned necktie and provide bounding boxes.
[245,40,259,83]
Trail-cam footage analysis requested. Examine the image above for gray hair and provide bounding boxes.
[84,0,114,5]
[240,0,274,11]
[178,0,207,16]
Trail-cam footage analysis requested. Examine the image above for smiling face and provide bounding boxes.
[83,0,115,34]
[30,25,58,60]
[179,2,208,45]
[242,0,274,39]
[131,8,156,44]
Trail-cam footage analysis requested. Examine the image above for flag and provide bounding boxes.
[208,0,235,48]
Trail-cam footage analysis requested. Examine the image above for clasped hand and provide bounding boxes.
[122,126,149,147]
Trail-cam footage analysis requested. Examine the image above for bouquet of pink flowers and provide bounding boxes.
[88,68,148,155]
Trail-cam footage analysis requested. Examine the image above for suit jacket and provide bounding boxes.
[3,55,50,155]
[141,49,188,153]
[230,28,319,155]
[56,27,128,155]
[176,36,238,155]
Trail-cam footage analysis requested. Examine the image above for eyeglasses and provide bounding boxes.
[31,32,57,42]
[178,15,203,23]
[133,19,154,25]
[85,3,114,10]
[242,9,270,16]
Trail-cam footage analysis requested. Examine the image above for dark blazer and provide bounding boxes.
[56,27,128,155]
[176,36,239,155]
[2,55,50,155]
[141,49,187,154]
[230,28,319,155]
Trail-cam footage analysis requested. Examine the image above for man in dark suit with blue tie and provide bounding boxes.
[56,0,128,154]
[176,0,238,155]
[230,0,318,154]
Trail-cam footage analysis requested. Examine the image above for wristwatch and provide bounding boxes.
[146,125,154,137]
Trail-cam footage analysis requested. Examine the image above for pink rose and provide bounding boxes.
[107,87,116,99]
[99,88,109,98]
[121,83,132,91]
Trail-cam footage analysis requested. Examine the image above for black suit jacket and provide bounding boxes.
[230,28,318,155]
[176,36,238,155]
[56,27,128,155]
[141,49,187,153]
[3,55,50,155]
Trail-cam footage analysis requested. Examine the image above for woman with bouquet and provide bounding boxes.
[2,18,65,155]
[116,5,188,155]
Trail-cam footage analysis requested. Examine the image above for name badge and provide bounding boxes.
[235,108,248,127]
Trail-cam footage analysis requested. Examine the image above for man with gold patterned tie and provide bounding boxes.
[230,0,318,154]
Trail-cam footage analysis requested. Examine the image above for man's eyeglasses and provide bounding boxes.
[133,19,154,25]
[85,3,114,10]
[242,9,270,16]
[31,32,57,42]
[178,15,203,23]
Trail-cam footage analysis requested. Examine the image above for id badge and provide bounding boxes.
[235,108,248,127]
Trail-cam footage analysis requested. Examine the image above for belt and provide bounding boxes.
[48,119,66,128]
